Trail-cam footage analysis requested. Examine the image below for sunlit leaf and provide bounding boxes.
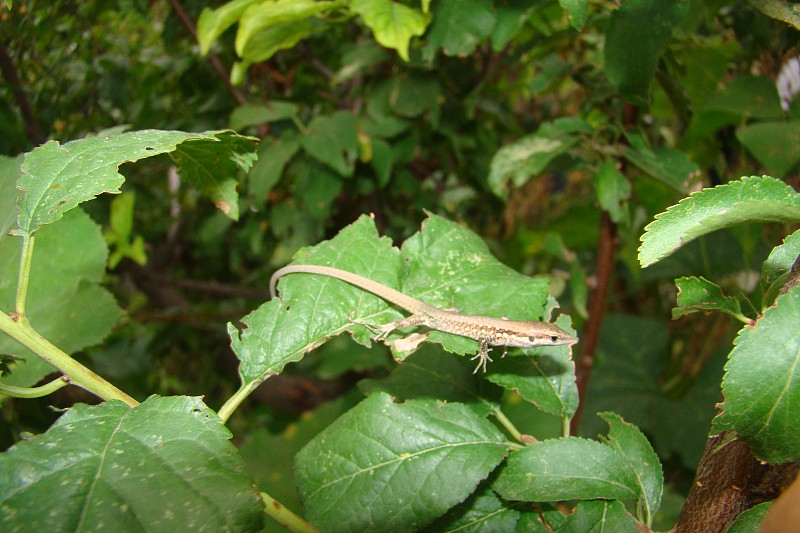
[197,0,261,55]
[639,176,800,268]
[15,130,209,234]
[350,0,430,61]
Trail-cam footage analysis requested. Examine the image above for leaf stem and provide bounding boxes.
[0,375,68,398]
[15,233,34,319]
[0,312,138,407]
[261,492,321,533]
[218,379,263,423]
[492,407,523,443]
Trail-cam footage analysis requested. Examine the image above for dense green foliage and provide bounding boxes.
[1,0,799,531]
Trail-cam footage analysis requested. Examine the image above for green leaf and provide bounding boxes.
[292,163,343,220]
[561,500,639,533]
[726,501,772,533]
[559,0,589,30]
[598,412,663,526]
[300,111,359,176]
[488,122,578,198]
[706,75,784,120]
[604,0,688,104]
[485,316,578,419]
[761,229,800,287]
[237,18,314,69]
[427,482,521,531]
[248,133,301,200]
[236,0,338,57]
[384,74,440,118]
[493,437,640,501]
[639,176,800,268]
[747,0,800,31]
[229,101,299,130]
[350,0,431,61]
[491,1,536,51]
[714,287,800,463]
[0,209,122,389]
[332,42,388,86]
[595,161,631,224]
[197,0,262,55]
[399,214,553,326]
[232,213,558,385]
[423,0,495,59]
[294,392,507,532]
[0,155,21,240]
[0,396,263,531]
[171,130,258,221]
[737,122,800,179]
[105,192,147,268]
[15,130,224,234]
[240,391,362,518]
[622,130,697,191]
[231,215,402,384]
[673,276,746,321]
[371,138,394,186]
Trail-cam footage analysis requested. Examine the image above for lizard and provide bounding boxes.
[269,264,577,373]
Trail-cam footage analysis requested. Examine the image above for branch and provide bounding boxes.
[166,0,247,106]
[570,210,616,434]
[674,252,800,531]
[0,33,46,145]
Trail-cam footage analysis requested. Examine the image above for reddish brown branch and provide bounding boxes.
[166,0,247,106]
[570,210,617,434]
[0,35,46,145]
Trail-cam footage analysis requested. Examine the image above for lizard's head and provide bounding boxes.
[526,322,577,347]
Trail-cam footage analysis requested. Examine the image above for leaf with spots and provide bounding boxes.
[231,213,561,387]
[0,396,263,531]
[14,129,257,234]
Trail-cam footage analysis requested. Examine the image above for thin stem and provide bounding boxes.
[0,375,68,398]
[492,407,523,443]
[0,312,138,407]
[218,379,264,423]
[261,492,321,533]
[15,233,35,320]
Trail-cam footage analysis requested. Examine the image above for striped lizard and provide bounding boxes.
[269,264,577,373]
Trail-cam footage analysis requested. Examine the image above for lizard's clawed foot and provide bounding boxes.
[470,343,493,373]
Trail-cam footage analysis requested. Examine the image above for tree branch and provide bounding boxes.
[0,33,46,145]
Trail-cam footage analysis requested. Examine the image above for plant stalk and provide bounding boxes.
[0,312,138,406]
[261,492,321,533]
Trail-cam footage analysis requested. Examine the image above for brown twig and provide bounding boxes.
[0,33,46,145]
[569,210,616,435]
[166,0,247,106]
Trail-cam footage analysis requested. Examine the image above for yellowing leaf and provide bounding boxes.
[350,0,431,61]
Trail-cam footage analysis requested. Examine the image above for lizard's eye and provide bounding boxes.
[550,335,560,343]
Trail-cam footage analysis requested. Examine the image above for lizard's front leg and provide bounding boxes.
[470,340,493,373]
